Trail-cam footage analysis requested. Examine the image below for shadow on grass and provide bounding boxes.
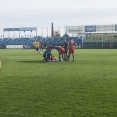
[18,60,49,64]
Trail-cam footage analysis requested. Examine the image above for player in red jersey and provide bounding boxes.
[46,45,54,51]
[68,38,75,61]
[109,41,112,49]
[39,41,43,54]
[55,46,65,61]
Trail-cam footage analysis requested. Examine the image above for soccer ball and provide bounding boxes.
[60,59,63,62]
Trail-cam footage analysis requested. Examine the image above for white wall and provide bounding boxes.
[6,45,23,49]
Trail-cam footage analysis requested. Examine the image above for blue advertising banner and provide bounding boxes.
[85,25,96,32]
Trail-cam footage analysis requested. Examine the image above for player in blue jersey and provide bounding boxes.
[43,49,52,61]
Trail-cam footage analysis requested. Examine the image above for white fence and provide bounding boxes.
[6,45,24,49]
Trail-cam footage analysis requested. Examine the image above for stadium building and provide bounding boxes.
[0,24,117,49]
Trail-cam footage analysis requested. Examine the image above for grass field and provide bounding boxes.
[0,49,117,117]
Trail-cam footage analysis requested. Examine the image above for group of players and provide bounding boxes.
[33,38,76,62]
[32,40,43,55]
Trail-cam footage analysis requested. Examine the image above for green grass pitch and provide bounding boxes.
[0,49,117,117]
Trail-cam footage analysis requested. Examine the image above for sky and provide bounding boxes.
[0,0,117,37]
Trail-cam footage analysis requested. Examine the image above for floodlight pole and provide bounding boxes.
[42,27,43,37]
[47,27,48,37]
[14,31,15,38]
[19,31,20,38]
[36,28,37,39]
[102,33,103,48]
[82,24,83,48]
[3,29,4,39]
[82,34,83,48]
[102,23,104,48]
[112,26,113,48]
[8,31,9,38]
[64,25,66,34]
[59,26,60,36]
